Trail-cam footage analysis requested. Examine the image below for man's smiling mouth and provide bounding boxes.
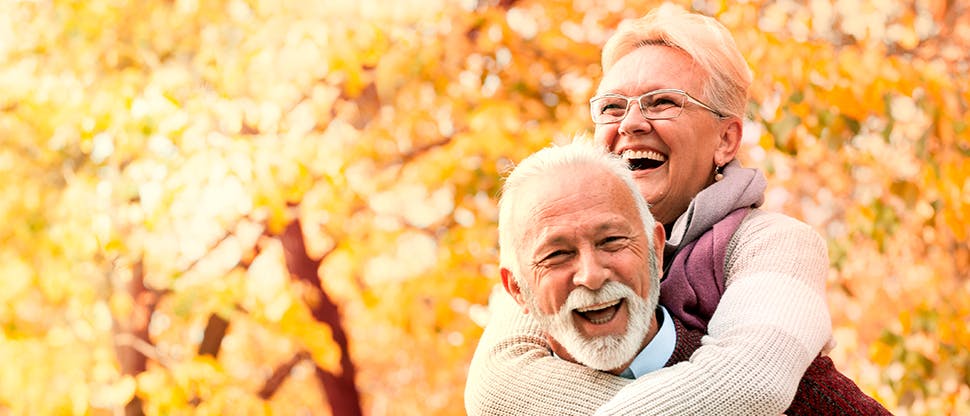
[621,149,666,171]
[574,299,624,324]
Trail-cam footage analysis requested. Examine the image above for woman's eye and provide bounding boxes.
[600,103,625,115]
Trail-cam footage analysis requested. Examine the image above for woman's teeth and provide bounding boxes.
[621,149,666,162]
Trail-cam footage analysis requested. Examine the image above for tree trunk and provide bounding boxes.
[280,220,363,416]
[113,259,162,416]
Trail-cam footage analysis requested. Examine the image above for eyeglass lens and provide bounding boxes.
[591,91,687,123]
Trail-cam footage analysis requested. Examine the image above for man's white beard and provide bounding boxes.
[528,281,653,372]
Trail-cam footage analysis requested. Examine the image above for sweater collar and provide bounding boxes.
[665,159,766,254]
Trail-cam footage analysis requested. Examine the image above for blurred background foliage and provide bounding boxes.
[0,0,967,414]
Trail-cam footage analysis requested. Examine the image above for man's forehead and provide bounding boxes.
[528,215,634,242]
[515,172,640,239]
[514,171,584,213]
[515,171,602,218]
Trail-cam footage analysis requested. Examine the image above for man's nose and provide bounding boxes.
[572,251,608,290]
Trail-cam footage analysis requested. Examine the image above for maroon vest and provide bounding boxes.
[660,208,749,332]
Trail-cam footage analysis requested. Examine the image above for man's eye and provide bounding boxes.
[540,250,572,264]
[600,236,628,251]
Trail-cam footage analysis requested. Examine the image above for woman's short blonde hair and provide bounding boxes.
[601,4,752,118]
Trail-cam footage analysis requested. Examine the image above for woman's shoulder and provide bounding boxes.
[726,209,828,260]
[736,209,823,242]
[724,209,828,284]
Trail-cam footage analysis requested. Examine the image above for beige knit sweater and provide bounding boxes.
[465,210,832,415]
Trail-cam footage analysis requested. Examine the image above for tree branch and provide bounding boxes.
[197,313,230,357]
[258,351,312,399]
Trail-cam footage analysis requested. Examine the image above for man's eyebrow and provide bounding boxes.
[532,220,632,247]
[594,218,633,233]
[530,232,569,252]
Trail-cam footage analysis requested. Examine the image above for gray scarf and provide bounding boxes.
[665,159,767,255]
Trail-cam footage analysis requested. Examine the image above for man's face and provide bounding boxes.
[507,167,661,372]
[593,45,728,226]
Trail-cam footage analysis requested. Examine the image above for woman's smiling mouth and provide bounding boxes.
[621,149,666,171]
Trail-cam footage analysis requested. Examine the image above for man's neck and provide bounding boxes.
[611,307,661,374]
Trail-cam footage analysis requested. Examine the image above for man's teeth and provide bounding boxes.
[575,299,621,313]
[621,149,667,162]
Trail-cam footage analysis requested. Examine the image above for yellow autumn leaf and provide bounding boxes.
[278,302,342,374]
[869,341,895,366]
[89,375,137,409]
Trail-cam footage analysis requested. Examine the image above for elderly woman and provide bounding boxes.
[465,5,835,415]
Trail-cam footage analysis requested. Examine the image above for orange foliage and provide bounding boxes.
[0,0,967,415]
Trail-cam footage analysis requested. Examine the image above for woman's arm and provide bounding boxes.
[595,210,832,415]
[464,288,631,415]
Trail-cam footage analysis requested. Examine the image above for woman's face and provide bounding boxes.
[593,45,740,226]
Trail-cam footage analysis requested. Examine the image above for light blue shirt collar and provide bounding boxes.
[619,306,676,379]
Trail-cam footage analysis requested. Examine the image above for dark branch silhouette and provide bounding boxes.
[278,219,363,416]
[198,314,230,357]
[113,258,164,416]
[258,351,312,399]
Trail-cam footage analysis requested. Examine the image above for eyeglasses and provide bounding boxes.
[589,88,726,124]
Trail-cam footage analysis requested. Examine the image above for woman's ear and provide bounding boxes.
[714,116,743,166]
[501,267,529,313]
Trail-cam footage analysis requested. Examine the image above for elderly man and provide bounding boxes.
[497,139,668,378]
[488,139,890,415]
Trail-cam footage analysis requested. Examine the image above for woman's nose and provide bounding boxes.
[617,100,654,136]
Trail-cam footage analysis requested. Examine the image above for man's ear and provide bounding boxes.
[500,267,529,313]
[652,221,666,275]
[714,116,742,167]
